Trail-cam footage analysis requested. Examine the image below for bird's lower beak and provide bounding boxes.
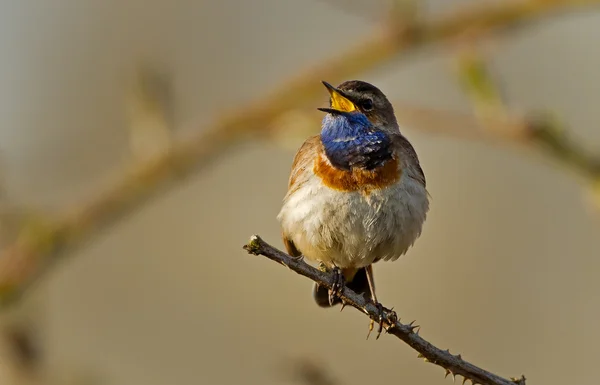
[320,81,356,113]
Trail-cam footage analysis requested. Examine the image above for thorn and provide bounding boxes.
[445,369,451,379]
[456,354,462,360]
[407,320,420,333]
[510,375,527,385]
[423,357,429,363]
[340,300,347,312]
[417,353,424,358]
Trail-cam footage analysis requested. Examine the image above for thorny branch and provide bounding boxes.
[1,0,600,309]
[244,235,526,385]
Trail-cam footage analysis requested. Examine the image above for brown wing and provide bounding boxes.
[282,236,301,257]
[392,133,426,188]
[281,135,321,257]
[285,135,321,192]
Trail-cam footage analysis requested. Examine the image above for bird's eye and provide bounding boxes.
[361,99,374,111]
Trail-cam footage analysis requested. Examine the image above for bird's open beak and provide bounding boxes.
[317,81,357,114]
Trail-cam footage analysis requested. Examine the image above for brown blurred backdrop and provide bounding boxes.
[0,1,599,384]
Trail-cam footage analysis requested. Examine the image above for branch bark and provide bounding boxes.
[243,235,526,385]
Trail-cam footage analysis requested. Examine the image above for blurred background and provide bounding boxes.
[0,1,599,384]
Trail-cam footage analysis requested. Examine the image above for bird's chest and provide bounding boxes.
[279,169,427,268]
[305,154,408,242]
[303,182,403,239]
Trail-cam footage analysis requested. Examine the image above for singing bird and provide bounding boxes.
[277,80,429,331]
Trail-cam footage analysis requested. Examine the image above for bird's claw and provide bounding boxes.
[366,302,386,340]
[328,267,344,306]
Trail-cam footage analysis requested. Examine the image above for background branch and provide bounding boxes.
[455,47,600,182]
[1,0,599,309]
[243,235,526,385]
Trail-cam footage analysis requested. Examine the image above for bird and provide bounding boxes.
[277,80,429,336]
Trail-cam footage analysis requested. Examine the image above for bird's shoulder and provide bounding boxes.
[287,135,322,189]
[390,133,426,188]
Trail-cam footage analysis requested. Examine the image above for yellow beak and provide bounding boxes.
[322,81,356,112]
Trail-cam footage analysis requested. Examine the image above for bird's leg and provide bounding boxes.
[328,265,345,306]
[365,265,385,340]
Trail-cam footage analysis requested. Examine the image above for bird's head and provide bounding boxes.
[317,80,395,171]
[317,80,398,132]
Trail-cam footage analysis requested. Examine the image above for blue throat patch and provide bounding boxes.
[320,112,392,171]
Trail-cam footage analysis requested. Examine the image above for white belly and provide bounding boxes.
[277,174,429,269]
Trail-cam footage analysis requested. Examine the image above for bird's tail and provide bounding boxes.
[313,266,372,307]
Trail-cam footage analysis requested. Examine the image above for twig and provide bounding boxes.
[455,47,600,182]
[1,0,599,308]
[243,235,526,385]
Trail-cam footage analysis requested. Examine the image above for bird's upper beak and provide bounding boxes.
[318,81,357,114]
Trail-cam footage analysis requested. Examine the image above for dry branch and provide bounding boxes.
[1,0,599,308]
[244,235,526,385]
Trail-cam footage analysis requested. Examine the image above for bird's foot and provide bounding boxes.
[366,303,397,340]
[366,302,384,340]
[328,267,345,306]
